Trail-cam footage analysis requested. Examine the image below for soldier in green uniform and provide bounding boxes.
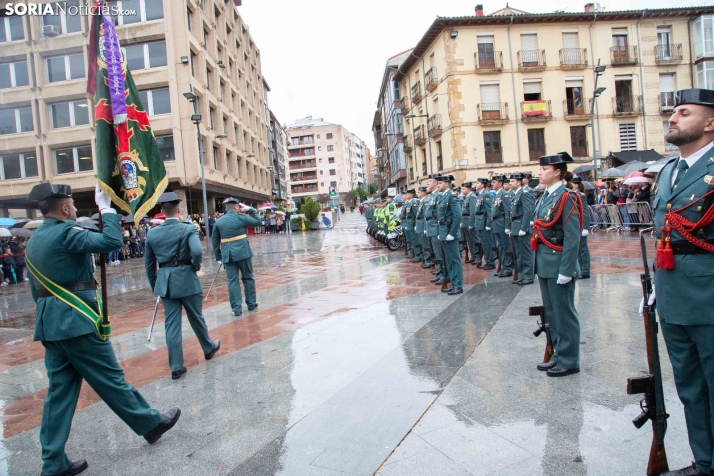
[647,89,714,476]
[461,183,478,264]
[436,175,463,295]
[508,173,535,285]
[27,184,180,476]
[145,192,221,380]
[490,175,514,277]
[415,187,431,266]
[532,152,582,377]
[473,178,495,269]
[571,177,591,279]
[424,174,444,282]
[398,194,412,258]
[212,198,263,316]
[404,189,423,262]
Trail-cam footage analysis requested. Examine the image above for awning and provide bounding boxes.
[606,150,664,166]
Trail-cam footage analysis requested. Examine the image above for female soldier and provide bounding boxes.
[532,152,583,377]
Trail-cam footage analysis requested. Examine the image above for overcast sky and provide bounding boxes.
[240,0,712,152]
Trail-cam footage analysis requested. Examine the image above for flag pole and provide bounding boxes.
[98,218,109,326]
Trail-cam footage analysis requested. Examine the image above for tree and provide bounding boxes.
[316,193,331,206]
[340,192,356,208]
[300,197,321,222]
[368,183,378,195]
[351,188,367,203]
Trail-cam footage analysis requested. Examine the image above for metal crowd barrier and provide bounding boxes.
[586,202,654,235]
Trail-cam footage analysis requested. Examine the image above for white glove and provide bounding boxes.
[557,274,572,285]
[424,230,427,235]
[639,285,656,315]
[468,226,474,230]
[518,230,526,236]
[239,203,250,211]
[446,234,455,241]
[505,229,511,235]
[581,229,589,237]
[95,186,116,214]
[486,227,492,231]
[530,221,534,226]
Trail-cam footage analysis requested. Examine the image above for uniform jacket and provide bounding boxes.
[473,190,492,230]
[577,191,592,230]
[533,183,581,279]
[653,147,714,325]
[27,214,124,341]
[509,187,535,235]
[212,208,262,262]
[463,193,477,228]
[437,190,462,240]
[489,189,509,232]
[415,199,426,234]
[145,218,203,298]
[425,192,441,237]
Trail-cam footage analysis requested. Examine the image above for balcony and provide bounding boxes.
[427,114,442,138]
[559,48,588,69]
[521,100,552,122]
[288,148,315,158]
[477,103,509,124]
[517,49,546,71]
[402,134,412,153]
[289,137,314,147]
[563,98,591,119]
[411,81,422,105]
[613,95,643,115]
[474,51,503,73]
[610,46,638,65]
[655,44,683,63]
[425,66,438,92]
[414,124,427,146]
[291,184,318,194]
[401,96,410,114]
[659,92,676,113]
[290,172,318,182]
[288,159,317,170]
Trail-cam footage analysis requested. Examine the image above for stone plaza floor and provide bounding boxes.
[0,212,694,475]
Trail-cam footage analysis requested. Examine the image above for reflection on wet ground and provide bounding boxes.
[0,214,690,475]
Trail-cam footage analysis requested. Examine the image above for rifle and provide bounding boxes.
[438,238,451,291]
[492,245,502,273]
[531,305,554,363]
[508,232,519,282]
[461,232,470,262]
[147,295,161,342]
[627,236,669,476]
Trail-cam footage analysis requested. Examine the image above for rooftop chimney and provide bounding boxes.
[584,3,595,12]
[475,4,484,16]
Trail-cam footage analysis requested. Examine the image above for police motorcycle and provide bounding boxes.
[386,221,405,251]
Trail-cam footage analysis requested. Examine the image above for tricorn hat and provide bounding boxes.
[428,173,441,179]
[572,176,583,184]
[462,182,473,188]
[675,88,714,108]
[491,175,507,182]
[418,186,427,192]
[157,191,182,204]
[509,173,524,180]
[477,178,489,185]
[437,175,455,182]
[28,183,72,202]
[406,188,416,194]
[539,151,574,166]
[222,197,240,204]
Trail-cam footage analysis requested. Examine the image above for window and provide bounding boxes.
[660,74,676,110]
[206,68,212,90]
[124,41,167,71]
[320,170,323,175]
[111,0,164,25]
[156,134,175,161]
[0,61,29,89]
[319,158,323,163]
[483,131,502,163]
[327,145,334,152]
[696,61,714,89]
[46,53,85,82]
[329,169,336,176]
[317,134,320,139]
[693,16,714,60]
[209,107,216,129]
[619,123,637,151]
[330,181,337,188]
[54,145,93,174]
[187,8,192,31]
[0,16,24,43]
[0,106,33,135]
[137,88,170,115]
[50,100,89,128]
[528,129,545,161]
[317,146,321,151]
[328,157,335,164]
[190,52,197,77]
[42,1,81,35]
[0,152,38,180]
[213,146,219,169]
[326,133,333,140]
[480,83,500,113]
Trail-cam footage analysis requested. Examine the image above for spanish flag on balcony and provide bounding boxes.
[522,100,548,116]
[87,0,167,222]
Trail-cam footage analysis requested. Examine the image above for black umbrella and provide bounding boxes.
[581,181,597,191]
[122,215,135,224]
[12,218,31,228]
[573,164,596,174]
[10,227,33,238]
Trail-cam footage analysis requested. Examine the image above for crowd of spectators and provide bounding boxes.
[1,236,28,286]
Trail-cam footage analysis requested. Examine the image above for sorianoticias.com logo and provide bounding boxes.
[3,2,135,17]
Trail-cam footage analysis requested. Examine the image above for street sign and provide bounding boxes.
[329,186,337,197]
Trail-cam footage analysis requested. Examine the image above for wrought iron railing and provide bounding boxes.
[477,103,509,122]
[414,124,427,146]
[427,114,442,137]
[425,66,438,92]
[610,46,638,65]
[563,98,591,117]
[655,44,683,62]
[474,51,503,71]
[411,81,422,104]
[612,95,643,114]
[659,92,676,113]
[559,48,588,68]
[517,49,546,69]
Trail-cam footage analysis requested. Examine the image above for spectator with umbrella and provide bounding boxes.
[10,236,27,282]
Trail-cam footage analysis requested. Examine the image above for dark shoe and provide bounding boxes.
[577,274,590,280]
[143,407,181,444]
[660,463,709,476]
[42,460,88,476]
[433,279,444,286]
[495,271,513,277]
[481,264,496,270]
[410,258,422,263]
[448,287,463,295]
[430,269,440,275]
[512,279,522,284]
[547,366,580,377]
[429,277,442,283]
[471,261,482,266]
[204,340,221,360]
[518,279,534,286]
[537,361,557,371]
[421,263,433,269]
[234,311,243,317]
[171,367,187,380]
[248,304,259,311]
[441,286,454,293]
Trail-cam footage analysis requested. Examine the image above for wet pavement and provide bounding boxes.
[0,212,692,475]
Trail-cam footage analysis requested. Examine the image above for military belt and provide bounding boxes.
[492,214,504,219]
[426,217,436,221]
[37,280,96,298]
[159,259,193,268]
[474,212,485,216]
[538,237,564,247]
[461,213,470,217]
[510,214,523,221]
[438,221,452,227]
[656,239,714,255]
[221,234,247,243]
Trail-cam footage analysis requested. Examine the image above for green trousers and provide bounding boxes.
[537,277,580,369]
[441,239,463,288]
[515,233,534,281]
[40,333,162,475]
[420,231,432,265]
[578,235,590,276]
[406,227,422,260]
[481,229,495,266]
[464,227,478,261]
[429,235,443,275]
[162,293,214,372]
[661,320,714,475]
[494,230,514,273]
[224,259,257,315]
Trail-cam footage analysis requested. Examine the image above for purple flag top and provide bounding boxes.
[102,13,127,124]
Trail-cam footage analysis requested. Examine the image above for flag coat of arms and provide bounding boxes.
[88,0,167,222]
[522,100,548,117]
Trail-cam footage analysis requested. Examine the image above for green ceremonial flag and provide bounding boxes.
[88,2,167,222]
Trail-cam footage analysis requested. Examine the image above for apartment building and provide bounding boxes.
[0,0,272,216]
[388,4,714,187]
[268,110,288,202]
[372,49,412,194]
[286,116,365,200]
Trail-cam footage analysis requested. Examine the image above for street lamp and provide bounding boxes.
[184,90,211,254]
[590,61,606,180]
[404,113,433,181]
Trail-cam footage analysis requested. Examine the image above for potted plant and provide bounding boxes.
[300,197,321,230]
